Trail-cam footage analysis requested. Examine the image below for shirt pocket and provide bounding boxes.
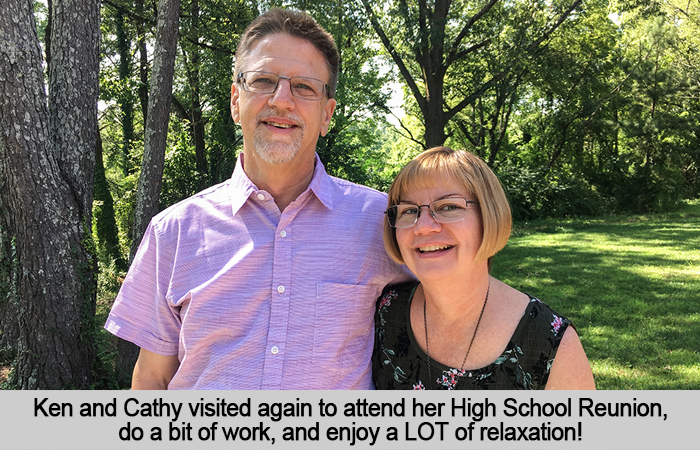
[313,282,380,371]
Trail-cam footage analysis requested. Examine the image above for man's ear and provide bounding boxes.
[320,98,337,137]
[231,82,240,123]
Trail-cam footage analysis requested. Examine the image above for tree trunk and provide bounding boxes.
[117,0,181,386]
[0,218,19,360]
[0,0,99,389]
[136,0,150,124]
[116,10,135,176]
[130,0,181,262]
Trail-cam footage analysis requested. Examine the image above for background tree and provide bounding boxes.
[0,0,100,388]
[111,0,182,387]
[360,0,584,149]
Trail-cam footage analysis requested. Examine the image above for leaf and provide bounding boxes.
[494,355,508,365]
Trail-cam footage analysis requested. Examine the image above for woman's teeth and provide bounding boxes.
[418,245,452,253]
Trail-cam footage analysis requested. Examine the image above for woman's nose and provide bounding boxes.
[413,206,441,233]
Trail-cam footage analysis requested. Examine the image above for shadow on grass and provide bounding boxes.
[492,214,700,390]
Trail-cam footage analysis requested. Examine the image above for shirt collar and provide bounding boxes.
[228,152,334,215]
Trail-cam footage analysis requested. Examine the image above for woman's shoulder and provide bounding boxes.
[496,292,573,378]
[377,281,419,305]
[522,295,571,335]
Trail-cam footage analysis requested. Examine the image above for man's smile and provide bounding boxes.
[262,120,297,129]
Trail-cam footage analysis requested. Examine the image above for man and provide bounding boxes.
[105,8,409,389]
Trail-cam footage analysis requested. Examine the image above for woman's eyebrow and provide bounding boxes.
[398,193,463,204]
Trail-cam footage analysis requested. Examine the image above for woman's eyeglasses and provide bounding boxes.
[385,197,478,228]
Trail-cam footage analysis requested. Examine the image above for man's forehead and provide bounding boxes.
[245,33,329,79]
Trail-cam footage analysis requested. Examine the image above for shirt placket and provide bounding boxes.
[261,211,294,389]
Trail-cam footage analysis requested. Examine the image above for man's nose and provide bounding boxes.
[268,78,295,109]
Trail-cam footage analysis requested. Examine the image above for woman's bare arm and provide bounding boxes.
[545,326,596,390]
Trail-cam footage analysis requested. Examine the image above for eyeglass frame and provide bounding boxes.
[236,70,332,100]
[385,197,479,228]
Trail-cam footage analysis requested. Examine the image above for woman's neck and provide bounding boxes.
[419,270,491,324]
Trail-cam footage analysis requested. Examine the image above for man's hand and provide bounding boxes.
[131,348,180,390]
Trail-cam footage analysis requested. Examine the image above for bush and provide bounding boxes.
[614,164,686,213]
[497,164,612,221]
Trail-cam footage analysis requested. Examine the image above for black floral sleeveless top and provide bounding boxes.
[373,281,571,390]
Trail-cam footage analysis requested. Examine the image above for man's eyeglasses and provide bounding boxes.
[385,197,478,228]
[237,71,331,100]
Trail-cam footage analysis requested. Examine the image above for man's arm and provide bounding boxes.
[131,348,180,390]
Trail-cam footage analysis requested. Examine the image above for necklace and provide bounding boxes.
[423,282,490,389]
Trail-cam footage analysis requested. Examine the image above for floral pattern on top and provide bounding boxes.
[372,281,572,390]
[551,315,564,333]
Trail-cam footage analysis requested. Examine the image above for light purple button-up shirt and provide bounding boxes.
[105,154,409,389]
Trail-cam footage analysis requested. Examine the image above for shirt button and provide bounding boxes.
[257,193,265,200]
[280,230,287,238]
[271,346,279,355]
[277,285,285,294]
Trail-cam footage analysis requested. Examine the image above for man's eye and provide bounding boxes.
[250,76,275,86]
[293,82,314,91]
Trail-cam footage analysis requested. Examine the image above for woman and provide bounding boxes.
[373,147,595,390]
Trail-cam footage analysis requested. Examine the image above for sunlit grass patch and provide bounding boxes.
[492,201,700,389]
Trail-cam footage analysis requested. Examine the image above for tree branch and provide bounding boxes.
[360,0,427,113]
[445,0,499,67]
[525,0,583,53]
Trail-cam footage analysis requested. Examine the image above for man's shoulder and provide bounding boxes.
[326,175,388,205]
[152,179,233,227]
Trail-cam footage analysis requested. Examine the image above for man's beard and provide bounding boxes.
[253,111,305,165]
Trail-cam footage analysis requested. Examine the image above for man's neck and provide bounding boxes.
[242,150,316,212]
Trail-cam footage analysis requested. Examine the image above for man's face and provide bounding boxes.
[231,33,336,166]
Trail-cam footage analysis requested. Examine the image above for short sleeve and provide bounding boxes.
[104,220,181,356]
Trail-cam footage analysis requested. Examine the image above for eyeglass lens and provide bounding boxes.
[387,198,470,228]
[239,71,327,100]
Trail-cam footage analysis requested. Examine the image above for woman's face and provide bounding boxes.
[395,175,484,284]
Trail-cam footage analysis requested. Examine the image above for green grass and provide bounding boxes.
[491,200,700,389]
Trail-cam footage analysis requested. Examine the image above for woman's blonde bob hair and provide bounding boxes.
[383,146,512,265]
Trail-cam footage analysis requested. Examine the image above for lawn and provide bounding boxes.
[491,201,700,389]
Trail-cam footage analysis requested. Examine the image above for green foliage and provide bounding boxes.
[498,163,612,221]
[160,122,211,209]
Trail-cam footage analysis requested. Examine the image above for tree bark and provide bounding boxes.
[0,218,19,360]
[0,0,99,389]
